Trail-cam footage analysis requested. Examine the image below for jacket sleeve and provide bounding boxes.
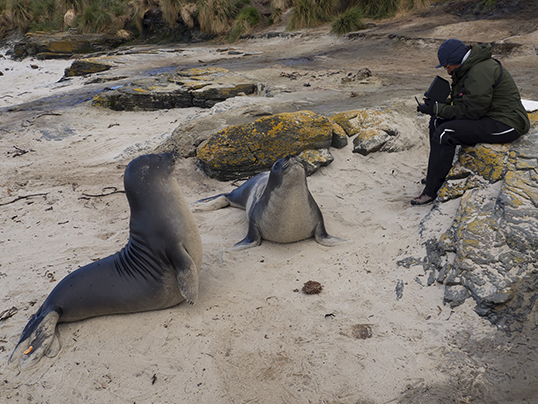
[438,61,497,120]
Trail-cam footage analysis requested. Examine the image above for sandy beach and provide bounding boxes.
[1,6,538,403]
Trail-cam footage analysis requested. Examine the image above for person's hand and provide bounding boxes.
[417,99,438,115]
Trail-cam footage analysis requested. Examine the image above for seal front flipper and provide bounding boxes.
[169,244,200,305]
[9,310,61,370]
[314,222,347,247]
[231,224,262,250]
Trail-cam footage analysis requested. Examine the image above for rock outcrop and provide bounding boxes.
[403,111,538,333]
[9,31,128,60]
[92,67,258,111]
[195,110,344,180]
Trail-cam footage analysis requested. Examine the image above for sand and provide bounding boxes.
[1,8,538,404]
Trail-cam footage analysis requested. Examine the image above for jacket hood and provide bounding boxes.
[456,43,493,76]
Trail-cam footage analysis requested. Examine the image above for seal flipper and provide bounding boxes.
[314,221,347,247]
[169,244,199,305]
[231,224,262,250]
[191,194,231,212]
[9,310,61,370]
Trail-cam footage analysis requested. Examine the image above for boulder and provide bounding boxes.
[331,122,348,149]
[196,111,335,180]
[332,108,402,155]
[156,114,229,158]
[64,9,76,27]
[352,127,397,156]
[457,143,510,182]
[63,58,114,77]
[298,149,334,176]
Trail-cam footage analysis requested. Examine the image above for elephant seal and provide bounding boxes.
[193,155,345,250]
[9,153,203,370]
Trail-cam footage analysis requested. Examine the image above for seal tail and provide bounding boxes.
[8,310,61,370]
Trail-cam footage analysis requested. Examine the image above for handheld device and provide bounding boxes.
[423,75,451,102]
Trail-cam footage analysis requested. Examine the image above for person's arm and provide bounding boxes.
[438,61,497,120]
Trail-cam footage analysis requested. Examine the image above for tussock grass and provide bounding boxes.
[7,0,32,32]
[330,6,364,35]
[160,0,182,28]
[197,0,236,35]
[228,5,261,41]
[287,0,335,30]
[358,0,429,19]
[0,0,431,40]
[76,1,114,33]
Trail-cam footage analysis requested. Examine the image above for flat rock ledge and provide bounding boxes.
[9,31,128,60]
[92,67,258,111]
[195,110,346,181]
[402,112,538,333]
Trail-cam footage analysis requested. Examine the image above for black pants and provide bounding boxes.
[423,116,521,197]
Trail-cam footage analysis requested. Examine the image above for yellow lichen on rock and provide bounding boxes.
[528,111,538,128]
[458,143,509,182]
[332,108,399,155]
[437,176,485,202]
[332,108,390,137]
[196,111,334,180]
[63,57,115,77]
[178,67,229,77]
[501,169,538,208]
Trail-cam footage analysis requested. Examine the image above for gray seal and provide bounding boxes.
[9,153,203,369]
[193,155,345,250]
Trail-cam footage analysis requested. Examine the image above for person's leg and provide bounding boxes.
[417,117,449,186]
[428,117,449,140]
[415,117,520,204]
[454,118,520,145]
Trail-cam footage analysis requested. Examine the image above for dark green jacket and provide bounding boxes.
[438,43,530,136]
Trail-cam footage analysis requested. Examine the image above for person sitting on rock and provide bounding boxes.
[413,38,530,205]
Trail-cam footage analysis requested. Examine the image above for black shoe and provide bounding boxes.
[411,193,434,206]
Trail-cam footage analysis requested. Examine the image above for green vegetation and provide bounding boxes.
[228,6,261,41]
[0,0,431,42]
[475,0,502,13]
[330,6,364,36]
[197,0,248,35]
[287,0,336,30]
[288,0,428,31]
